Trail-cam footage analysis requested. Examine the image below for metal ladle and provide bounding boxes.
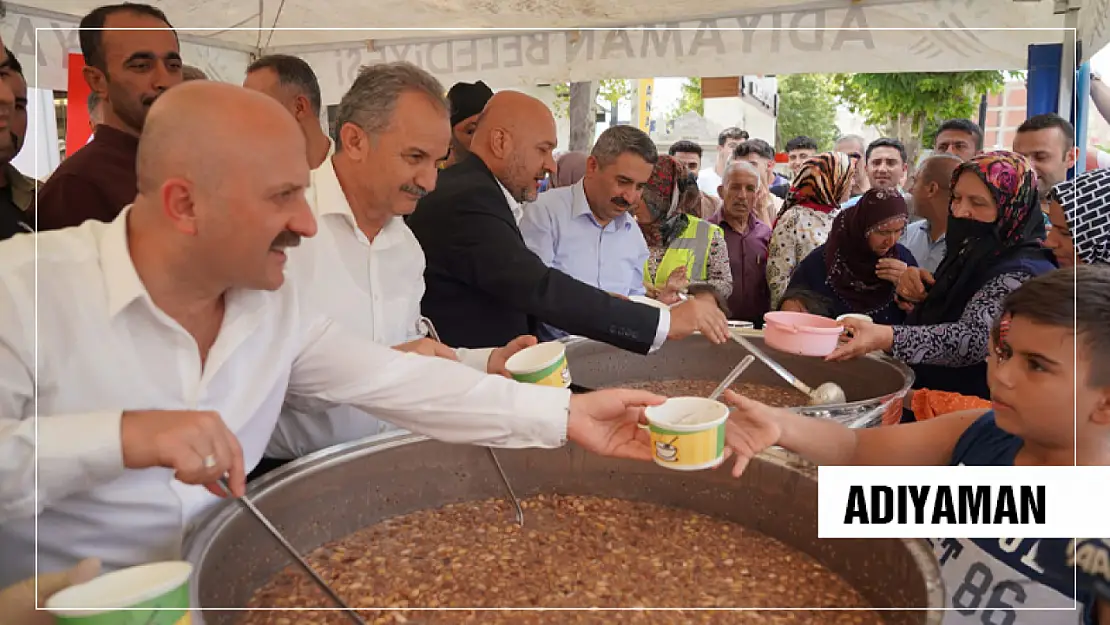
[730,335,847,406]
[217,478,367,625]
[418,317,525,528]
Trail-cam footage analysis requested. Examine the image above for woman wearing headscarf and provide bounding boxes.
[1045,168,1110,267]
[783,188,917,325]
[635,155,732,307]
[765,152,856,308]
[829,151,1057,400]
[552,152,588,189]
[906,168,1110,423]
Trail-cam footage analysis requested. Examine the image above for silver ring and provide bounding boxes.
[203,454,217,469]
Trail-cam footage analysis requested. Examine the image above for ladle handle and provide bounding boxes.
[730,334,814,396]
[217,479,368,625]
[709,355,755,401]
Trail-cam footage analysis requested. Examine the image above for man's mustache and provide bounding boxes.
[402,183,428,198]
[610,197,630,208]
[270,230,302,250]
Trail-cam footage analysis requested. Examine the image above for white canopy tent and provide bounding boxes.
[1,0,1103,106]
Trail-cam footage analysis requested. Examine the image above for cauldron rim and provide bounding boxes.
[183,432,945,623]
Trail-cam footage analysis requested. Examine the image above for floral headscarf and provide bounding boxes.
[910,150,1052,325]
[1049,169,1110,265]
[638,155,700,248]
[824,188,909,313]
[777,152,856,223]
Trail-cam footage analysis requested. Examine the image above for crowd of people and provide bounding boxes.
[0,2,1106,624]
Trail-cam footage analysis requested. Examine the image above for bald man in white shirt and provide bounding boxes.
[0,81,663,587]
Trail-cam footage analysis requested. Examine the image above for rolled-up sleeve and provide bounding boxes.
[288,316,570,449]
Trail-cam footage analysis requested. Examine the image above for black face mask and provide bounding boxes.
[946,216,997,250]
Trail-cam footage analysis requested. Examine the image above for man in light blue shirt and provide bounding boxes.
[521,125,657,299]
[842,137,909,209]
[902,153,961,273]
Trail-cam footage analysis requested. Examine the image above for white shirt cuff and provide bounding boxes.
[650,308,670,353]
[502,384,570,448]
[456,347,495,373]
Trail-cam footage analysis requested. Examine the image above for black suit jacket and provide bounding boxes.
[407,154,661,354]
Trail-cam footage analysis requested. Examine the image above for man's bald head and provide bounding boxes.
[136,80,305,197]
[470,90,557,203]
[910,152,962,224]
[133,80,315,293]
[918,152,962,187]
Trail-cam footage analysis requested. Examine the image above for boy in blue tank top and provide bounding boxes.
[719,265,1110,624]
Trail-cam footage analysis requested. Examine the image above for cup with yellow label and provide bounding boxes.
[644,397,730,471]
[504,341,571,388]
[47,561,193,625]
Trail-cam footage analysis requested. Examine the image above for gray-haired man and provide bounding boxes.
[259,62,535,474]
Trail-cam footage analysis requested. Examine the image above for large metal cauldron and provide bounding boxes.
[184,434,944,624]
[562,332,914,428]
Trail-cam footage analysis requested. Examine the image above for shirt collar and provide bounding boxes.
[497,179,521,214]
[313,155,402,248]
[92,124,141,151]
[910,218,946,242]
[99,205,271,321]
[99,206,146,318]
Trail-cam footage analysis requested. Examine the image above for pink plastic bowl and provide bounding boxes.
[762,311,845,357]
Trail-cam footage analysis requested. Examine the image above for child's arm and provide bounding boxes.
[721,389,987,476]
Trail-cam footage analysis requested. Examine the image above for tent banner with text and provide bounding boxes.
[294,2,1064,106]
[817,465,1110,539]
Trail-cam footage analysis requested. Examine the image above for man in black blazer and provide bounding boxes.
[407,91,729,355]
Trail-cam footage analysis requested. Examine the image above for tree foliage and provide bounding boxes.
[597,79,634,125]
[665,78,704,121]
[831,71,1007,138]
[775,74,840,152]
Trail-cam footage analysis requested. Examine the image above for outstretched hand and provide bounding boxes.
[719,390,785,477]
[567,389,667,461]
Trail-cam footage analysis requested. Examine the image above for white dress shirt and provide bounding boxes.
[0,209,571,587]
[266,157,493,459]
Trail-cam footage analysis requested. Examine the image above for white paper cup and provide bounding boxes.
[644,397,730,471]
[504,341,571,388]
[47,561,193,625]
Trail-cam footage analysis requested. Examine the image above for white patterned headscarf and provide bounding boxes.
[1050,169,1110,265]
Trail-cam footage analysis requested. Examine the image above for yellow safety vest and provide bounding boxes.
[645,216,720,290]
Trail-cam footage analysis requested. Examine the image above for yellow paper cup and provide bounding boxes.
[46,561,193,625]
[504,341,571,388]
[645,397,730,471]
